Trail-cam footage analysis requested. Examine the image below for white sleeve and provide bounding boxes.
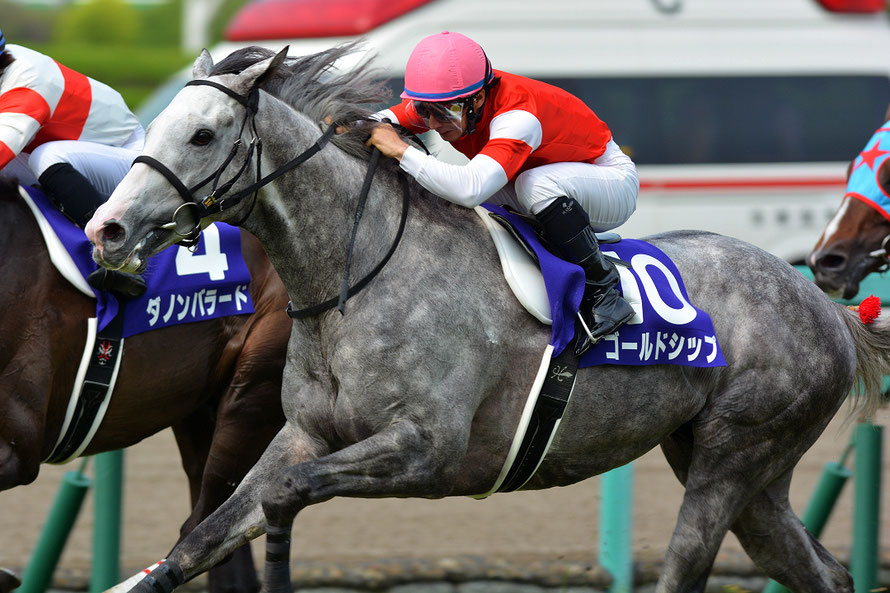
[399,146,509,208]
[0,111,41,164]
[371,108,399,124]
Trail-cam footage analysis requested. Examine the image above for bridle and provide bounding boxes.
[868,234,890,272]
[133,77,410,317]
[134,79,337,248]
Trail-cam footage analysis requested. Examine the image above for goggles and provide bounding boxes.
[412,100,465,126]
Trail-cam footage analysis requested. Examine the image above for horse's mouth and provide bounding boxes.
[93,242,147,273]
[93,226,178,273]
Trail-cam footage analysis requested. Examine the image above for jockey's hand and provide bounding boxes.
[367,124,409,161]
[323,115,348,134]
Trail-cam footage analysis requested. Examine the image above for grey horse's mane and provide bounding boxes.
[209,42,393,162]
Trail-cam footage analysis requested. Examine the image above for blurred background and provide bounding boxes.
[0,0,228,110]
[3,0,890,590]
[4,0,890,261]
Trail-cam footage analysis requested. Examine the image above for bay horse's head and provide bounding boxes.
[85,47,290,272]
[808,106,890,300]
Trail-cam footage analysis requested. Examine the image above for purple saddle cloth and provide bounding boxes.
[23,185,255,338]
[483,204,725,368]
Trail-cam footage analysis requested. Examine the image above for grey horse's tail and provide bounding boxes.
[840,304,890,421]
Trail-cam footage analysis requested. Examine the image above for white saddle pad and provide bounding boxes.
[474,206,552,324]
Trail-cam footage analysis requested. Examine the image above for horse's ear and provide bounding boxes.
[193,49,214,79]
[232,46,290,95]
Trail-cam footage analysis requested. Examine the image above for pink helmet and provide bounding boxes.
[400,31,493,102]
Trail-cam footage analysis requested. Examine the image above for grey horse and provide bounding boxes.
[85,45,890,593]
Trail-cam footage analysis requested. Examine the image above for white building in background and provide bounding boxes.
[145,0,890,264]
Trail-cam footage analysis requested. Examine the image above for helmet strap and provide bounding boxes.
[461,58,494,137]
[462,93,484,136]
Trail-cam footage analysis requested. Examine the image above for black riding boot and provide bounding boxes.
[536,196,635,352]
[38,163,146,298]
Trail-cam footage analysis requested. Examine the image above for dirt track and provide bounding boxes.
[2,407,890,589]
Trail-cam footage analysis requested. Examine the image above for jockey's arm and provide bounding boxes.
[0,88,47,169]
[370,106,519,208]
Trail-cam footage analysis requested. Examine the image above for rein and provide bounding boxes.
[134,77,411,317]
[286,171,411,319]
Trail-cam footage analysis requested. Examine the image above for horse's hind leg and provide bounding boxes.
[731,471,853,593]
[656,425,807,593]
[656,425,720,593]
[656,477,746,593]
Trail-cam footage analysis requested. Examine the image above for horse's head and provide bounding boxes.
[808,115,890,300]
[86,47,290,272]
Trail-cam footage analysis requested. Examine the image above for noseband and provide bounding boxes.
[133,79,336,247]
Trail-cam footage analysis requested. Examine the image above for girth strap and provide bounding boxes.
[45,313,125,464]
[497,328,582,493]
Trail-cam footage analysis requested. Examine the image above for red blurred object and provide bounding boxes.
[859,295,882,325]
[815,0,887,12]
[225,0,436,41]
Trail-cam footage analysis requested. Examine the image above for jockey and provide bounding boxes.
[0,28,146,297]
[369,31,639,349]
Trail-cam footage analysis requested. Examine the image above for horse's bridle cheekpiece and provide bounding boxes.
[134,77,410,317]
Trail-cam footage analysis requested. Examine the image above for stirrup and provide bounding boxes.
[574,311,600,356]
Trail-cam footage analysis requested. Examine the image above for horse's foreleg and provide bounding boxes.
[172,379,284,593]
[105,423,317,593]
[260,419,460,592]
[731,471,853,593]
[171,407,261,593]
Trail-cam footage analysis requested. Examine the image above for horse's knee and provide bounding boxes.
[261,464,312,527]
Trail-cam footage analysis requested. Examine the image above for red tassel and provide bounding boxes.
[859,295,881,325]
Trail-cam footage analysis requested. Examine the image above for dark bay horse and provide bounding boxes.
[0,175,288,593]
[809,104,890,298]
[86,46,890,593]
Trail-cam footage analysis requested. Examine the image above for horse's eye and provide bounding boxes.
[190,129,214,146]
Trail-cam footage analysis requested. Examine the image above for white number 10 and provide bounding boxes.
[604,251,697,326]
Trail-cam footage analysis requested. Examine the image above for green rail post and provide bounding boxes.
[600,463,634,593]
[852,421,882,593]
[90,450,124,592]
[16,458,92,593]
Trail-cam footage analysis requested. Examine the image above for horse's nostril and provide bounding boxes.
[102,222,126,243]
[817,253,847,271]
[101,222,125,243]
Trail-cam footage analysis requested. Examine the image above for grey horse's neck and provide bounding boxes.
[239,100,443,314]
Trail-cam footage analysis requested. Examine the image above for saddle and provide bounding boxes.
[473,205,622,325]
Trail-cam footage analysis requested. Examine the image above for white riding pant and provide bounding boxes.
[488,139,639,232]
[2,125,145,199]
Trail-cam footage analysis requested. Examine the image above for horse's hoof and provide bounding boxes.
[0,568,22,593]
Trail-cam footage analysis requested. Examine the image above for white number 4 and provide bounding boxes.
[175,224,229,281]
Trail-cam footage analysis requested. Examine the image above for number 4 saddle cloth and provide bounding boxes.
[19,184,255,339]
[479,203,726,369]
